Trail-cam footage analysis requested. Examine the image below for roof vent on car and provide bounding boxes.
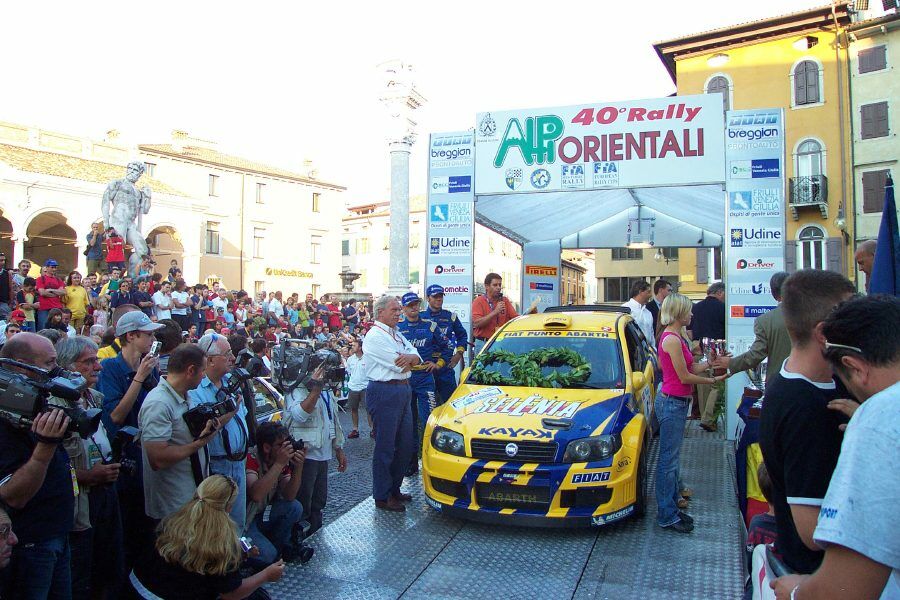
[542,314,571,329]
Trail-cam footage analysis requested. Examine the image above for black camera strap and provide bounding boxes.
[189,446,209,486]
[220,414,248,462]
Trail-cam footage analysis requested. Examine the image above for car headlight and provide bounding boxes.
[563,434,621,463]
[431,427,466,457]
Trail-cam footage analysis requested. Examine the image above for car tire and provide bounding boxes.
[633,439,649,518]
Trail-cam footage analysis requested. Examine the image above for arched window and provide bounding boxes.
[796,139,824,177]
[793,60,821,106]
[798,225,826,270]
[706,75,730,111]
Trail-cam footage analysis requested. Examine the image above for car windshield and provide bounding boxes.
[466,332,625,389]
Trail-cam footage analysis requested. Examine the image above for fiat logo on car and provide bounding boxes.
[505,443,518,457]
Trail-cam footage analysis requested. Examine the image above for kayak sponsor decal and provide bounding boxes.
[591,505,634,526]
[477,427,552,439]
[467,395,582,419]
[450,386,504,410]
[501,330,612,338]
[571,471,610,484]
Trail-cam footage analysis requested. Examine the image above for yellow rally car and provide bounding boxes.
[422,305,656,527]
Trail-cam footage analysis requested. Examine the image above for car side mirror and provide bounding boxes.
[631,372,646,390]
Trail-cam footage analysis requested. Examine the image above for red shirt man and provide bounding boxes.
[471,273,519,343]
[105,230,125,263]
[326,298,342,331]
[35,260,66,311]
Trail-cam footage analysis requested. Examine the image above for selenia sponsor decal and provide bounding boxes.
[466,395,582,418]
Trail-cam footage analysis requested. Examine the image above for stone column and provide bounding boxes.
[378,59,425,298]
[386,141,412,297]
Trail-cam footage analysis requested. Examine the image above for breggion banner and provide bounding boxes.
[425,131,475,338]
[474,94,725,195]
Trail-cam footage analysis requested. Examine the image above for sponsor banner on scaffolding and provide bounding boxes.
[521,241,561,310]
[474,94,725,195]
[724,108,785,440]
[426,131,475,343]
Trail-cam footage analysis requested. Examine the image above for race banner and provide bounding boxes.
[522,241,561,310]
[723,108,785,440]
[474,94,725,195]
[425,131,475,340]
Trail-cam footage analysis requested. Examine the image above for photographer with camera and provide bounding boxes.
[139,344,219,523]
[245,338,270,377]
[0,333,77,599]
[97,309,162,569]
[188,333,250,530]
[245,422,308,569]
[126,474,284,600]
[284,352,347,537]
[57,336,124,600]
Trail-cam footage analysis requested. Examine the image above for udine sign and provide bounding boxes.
[475,94,725,194]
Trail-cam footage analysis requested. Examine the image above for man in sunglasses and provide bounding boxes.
[758,269,856,575]
[773,295,900,599]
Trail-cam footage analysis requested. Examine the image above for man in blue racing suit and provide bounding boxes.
[397,292,445,476]
[420,284,467,405]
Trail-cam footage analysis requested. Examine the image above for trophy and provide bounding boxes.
[701,338,728,376]
[745,359,767,417]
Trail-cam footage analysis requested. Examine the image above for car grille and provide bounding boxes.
[476,483,551,510]
[469,439,558,462]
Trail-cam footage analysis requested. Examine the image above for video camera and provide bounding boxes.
[183,397,236,439]
[271,339,345,393]
[109,425,139,476]
[218,367,253,401]
[0,358,96,437]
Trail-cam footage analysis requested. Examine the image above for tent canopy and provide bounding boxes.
[475,184,725,249]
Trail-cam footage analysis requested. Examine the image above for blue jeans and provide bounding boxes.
[36,309,51,331]
[434,367,457,405]
[209,457,247,531]
[655,392,691,527]
[2,535,72,600]
[245,499,303,569]
[366,381,414,501]
[473,338,486,355]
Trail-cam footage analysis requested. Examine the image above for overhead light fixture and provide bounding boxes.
[707,53,730,67]
[792,36,819,51]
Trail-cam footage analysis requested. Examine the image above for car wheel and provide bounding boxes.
[633,439,649,518]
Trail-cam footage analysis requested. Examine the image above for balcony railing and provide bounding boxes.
[789,175,828,219]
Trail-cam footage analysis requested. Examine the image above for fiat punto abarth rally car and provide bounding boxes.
[422,306,656,527]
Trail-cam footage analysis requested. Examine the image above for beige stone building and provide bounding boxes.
[0,122,344,294]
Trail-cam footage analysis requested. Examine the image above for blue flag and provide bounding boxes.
[869,177,899,296]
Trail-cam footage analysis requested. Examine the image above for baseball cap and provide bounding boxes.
[401,292,421,306]
[44,259,58,267]
[9,309,26,323]
[115,311,164,336]
[426,284,444,297]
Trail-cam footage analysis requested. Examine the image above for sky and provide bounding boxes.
[0,0,848,206]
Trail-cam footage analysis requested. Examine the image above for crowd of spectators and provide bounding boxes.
[0,245,386,600]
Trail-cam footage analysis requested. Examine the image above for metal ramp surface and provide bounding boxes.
[268,426,744,600]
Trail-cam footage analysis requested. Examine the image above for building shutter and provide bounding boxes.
[794,61,819,105]
[861,102,888,139]
[862,169,890,213]
[826,238,844,274]
[784,241,798,273]
[858,46,887,74]
[794,64,807,105]
[696,249,709,283]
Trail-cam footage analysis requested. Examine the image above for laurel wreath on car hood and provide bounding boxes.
[468,347,591,388]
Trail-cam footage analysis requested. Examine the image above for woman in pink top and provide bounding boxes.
[656,293,728,533]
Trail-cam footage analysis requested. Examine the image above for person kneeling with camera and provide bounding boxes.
[139,344,220,523]
[245,422,310,568]
[0,333,81,598]
[126,474,284,600]
[284,356,347,538]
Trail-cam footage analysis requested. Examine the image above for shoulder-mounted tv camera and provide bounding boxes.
[271,339,345,393]
[0,358,96,437]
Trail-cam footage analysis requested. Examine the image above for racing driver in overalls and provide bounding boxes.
[420,284,468,405]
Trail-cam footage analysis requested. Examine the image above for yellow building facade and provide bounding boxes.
[655,3,857,294]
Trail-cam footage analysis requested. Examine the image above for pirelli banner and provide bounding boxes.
[474,95,725,195]
[522,240,561,310]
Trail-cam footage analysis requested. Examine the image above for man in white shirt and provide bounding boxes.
[345,338,372,439]
[152,281,173,321]
[772,295,899,600]
[622,280,655,348]
[362,295,420,512]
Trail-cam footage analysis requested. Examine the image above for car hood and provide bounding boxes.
[434,383,629,444]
